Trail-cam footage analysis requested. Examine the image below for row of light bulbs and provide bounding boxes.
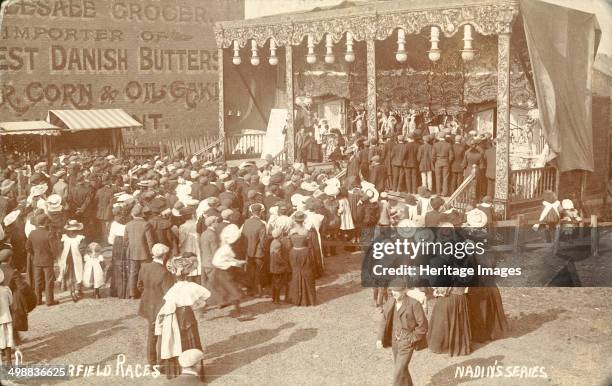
[231,25,475,66]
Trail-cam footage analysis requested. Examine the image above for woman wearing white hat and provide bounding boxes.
[155,253,210,380]
[207,224,246,317]
[58,220,85,302]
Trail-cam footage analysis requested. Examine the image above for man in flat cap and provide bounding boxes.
[125,204,156,299]
[377,278,428,386]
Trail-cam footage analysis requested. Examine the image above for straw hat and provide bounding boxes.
[151,243,170,257]
[325,177,341,189]
[3,210,20,227]
[361,181,379,203]
[300,181,318,192]
[396,219,417,238]
[414,228,435,243]
[220,224,241,244]
[64,219,84,231]
[46,194,62,212]
[178,349,205,369]
[323,184,340,197]
[291,193,308,209]
[466,208,488,228]
[561,199,574,210]
[0,180,15,195]
[30,184,48,197]
[261,175,271,186]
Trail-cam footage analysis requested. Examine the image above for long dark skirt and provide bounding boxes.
[110,236,129,299]
[428,294,471,356]
[159,306,204,379]
[466,287,508,343]
[288,249,316,306]
[207,267,244,307]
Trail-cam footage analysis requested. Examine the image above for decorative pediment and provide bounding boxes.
[215,1,519,48]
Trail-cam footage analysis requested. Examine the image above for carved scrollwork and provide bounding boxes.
[215,2,519,48]
[494,33,512,215]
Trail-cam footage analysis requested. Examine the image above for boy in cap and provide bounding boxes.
[376,278,428,386]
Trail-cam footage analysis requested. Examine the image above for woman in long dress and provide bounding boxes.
[428,287,472,356]
[467,251,509,343]
[108,208,129,298]
[155,253,211,380]
[207,224,246,316]
[287,231,316,306]
[58,220,85,302]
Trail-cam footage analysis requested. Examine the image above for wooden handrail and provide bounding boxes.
[443,165,477,210]
[194,136,224,157]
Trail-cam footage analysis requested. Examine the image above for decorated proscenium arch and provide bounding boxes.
[214,1,518,48]
[216,0,520,218]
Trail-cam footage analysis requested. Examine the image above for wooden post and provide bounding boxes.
[285,45,295,163]
[493,31,512,220]
[552,226,560,255]
[514,214,523,253]
[591,214,598,257]
[366,39,377,142]
[218,47,226,161]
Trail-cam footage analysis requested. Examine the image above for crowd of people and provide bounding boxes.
[0,129,582,382]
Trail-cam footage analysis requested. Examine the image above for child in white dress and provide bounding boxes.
[83,242,105,299]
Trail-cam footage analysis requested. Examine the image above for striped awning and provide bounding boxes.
[0,121,61,136]
[46,109,142,131]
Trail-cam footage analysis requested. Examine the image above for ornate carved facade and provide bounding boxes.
[215,1,519,48]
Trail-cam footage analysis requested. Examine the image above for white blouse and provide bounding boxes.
[212,244,243,270]
[107,221,126,245]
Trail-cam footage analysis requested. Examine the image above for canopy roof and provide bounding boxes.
[0,121,61,136]
[215,0,519,48]
[46,109,142,132]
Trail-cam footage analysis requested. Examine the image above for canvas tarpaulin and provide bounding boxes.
[521,0,601,172]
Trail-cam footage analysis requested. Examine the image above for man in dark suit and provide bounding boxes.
[198,174,220,199]
[432,134,454,196]
[403,133,420,194]
[241,204,267,297]
[357,139,370,181]
[484,141,497,199]
[377,280,428,386]
[368,155,387,193]
[68,173,95,234]
[148,198,178,256]
[25,214,58,306]
[382,135,396,188]
[390,135,407,192]
[451,135,467,193]
[137,244,174,366]
[125,204,156,299]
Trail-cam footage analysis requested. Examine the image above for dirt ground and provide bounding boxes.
[9,251,612,386]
